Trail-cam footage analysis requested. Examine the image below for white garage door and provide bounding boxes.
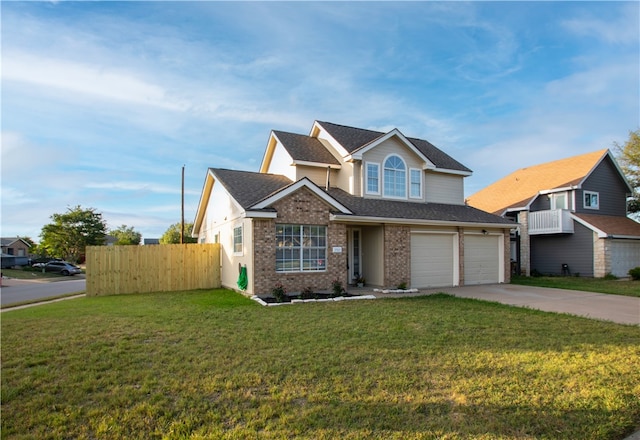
[411,233,455,288]
[611,239,640,277]
[464,235,500,285]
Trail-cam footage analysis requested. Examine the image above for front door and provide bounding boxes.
[348,228,362,284]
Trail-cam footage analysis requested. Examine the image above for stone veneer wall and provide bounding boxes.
[383,225,411,288]
[518,211,530,277]
[593,234,607,278]
[252,187,347,295]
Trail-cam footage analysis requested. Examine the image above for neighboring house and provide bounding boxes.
[143,238,160,245]
[193,121,515,296]
[1,237,32,268]
[467,149,640,278]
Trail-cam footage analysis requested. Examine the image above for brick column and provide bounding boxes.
[383,225,410,288]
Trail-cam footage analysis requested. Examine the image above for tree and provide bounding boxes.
[614,129,640,214]
[160,222,197,244]
[39,205,107,262]
[110,225,142,245]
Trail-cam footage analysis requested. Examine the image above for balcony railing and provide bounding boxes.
[528,209,574,235]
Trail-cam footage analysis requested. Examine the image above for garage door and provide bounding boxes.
[464,235,500,285]
[611,239,640,277]
[411,233,455,288]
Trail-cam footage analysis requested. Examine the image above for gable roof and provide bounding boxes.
[1,237,32,248]
[210,168,294,209]
[467,149,614,215]
[573,213,640,239]
[196,168,513,229]
[316,121,472,173]
[272,130,341,166]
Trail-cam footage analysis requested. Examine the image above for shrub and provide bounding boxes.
[299,286,316,300]
[331,279,345,297]
[629,267,640,280]
[396,281,408,290]
[603,272,618,280]
[271,282,287,303]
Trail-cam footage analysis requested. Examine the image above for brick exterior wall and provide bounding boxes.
[252,187,348,295]
[503,229,512,284]
[458,228,465,285]
[383,225,411,287]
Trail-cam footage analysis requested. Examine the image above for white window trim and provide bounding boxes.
[365,161,380,195]
[276,224,327,273]
[550,192,568,210]
[382,154,408,200]
[233,225,243,256]
[583,190,599,210]
[409,168,422,199]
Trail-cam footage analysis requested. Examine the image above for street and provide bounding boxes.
[1,277,86,307]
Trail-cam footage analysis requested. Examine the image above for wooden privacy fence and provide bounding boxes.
[85,244,221,296]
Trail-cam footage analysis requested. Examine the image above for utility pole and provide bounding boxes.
[181,165,185,244]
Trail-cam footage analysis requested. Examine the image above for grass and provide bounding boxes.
[512,275,640,297]
[2,289,639,439]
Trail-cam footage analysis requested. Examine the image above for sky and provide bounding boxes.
[2,1,639,241]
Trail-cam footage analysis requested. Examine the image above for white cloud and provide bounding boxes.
[3,52,189,111]
[85,181,200,196]
[562,4,639,45]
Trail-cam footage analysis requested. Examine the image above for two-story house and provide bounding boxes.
[467,149,640,278]
[193,121,514,296]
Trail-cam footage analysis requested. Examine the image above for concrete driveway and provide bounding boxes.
[373,283,640,326]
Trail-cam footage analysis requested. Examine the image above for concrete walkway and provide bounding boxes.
[372,283,640,326]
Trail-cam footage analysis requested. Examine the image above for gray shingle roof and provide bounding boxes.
[316,121,382,153]
[210,168,293,209]
[326,188,513,225]
[316,121,471,173]
[273,130,340,166]
[212,168,512,226]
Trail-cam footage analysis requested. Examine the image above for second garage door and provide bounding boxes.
[610,239,640,277]
[411,233,456,288]
[464,234,500,285]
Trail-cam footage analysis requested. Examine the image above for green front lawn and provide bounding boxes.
[512,275,640,297]
[2,290,639,439]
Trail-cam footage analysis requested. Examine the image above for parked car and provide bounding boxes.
[38,261,82,276]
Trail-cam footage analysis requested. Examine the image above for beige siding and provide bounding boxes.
[295,165,334,187]
[425,171,465,204]
[266,142,296,180]
[197,182,255,294]
[361,137,425,201]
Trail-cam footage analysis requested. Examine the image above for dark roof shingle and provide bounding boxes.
[327,188,513,225]
[317,121,471,172]
[272,130,340,166]
[211,169,292,209]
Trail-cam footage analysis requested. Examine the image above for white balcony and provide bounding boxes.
[528,209,574,235]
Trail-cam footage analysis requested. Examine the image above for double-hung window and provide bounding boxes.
[383,155,406,198]
[233,225,243,255]
[409,168,422,199]
[584,191,599,210]
[276,224,327,272]
[366,162,380,194]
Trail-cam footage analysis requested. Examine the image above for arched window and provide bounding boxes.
[383,155,406,198]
